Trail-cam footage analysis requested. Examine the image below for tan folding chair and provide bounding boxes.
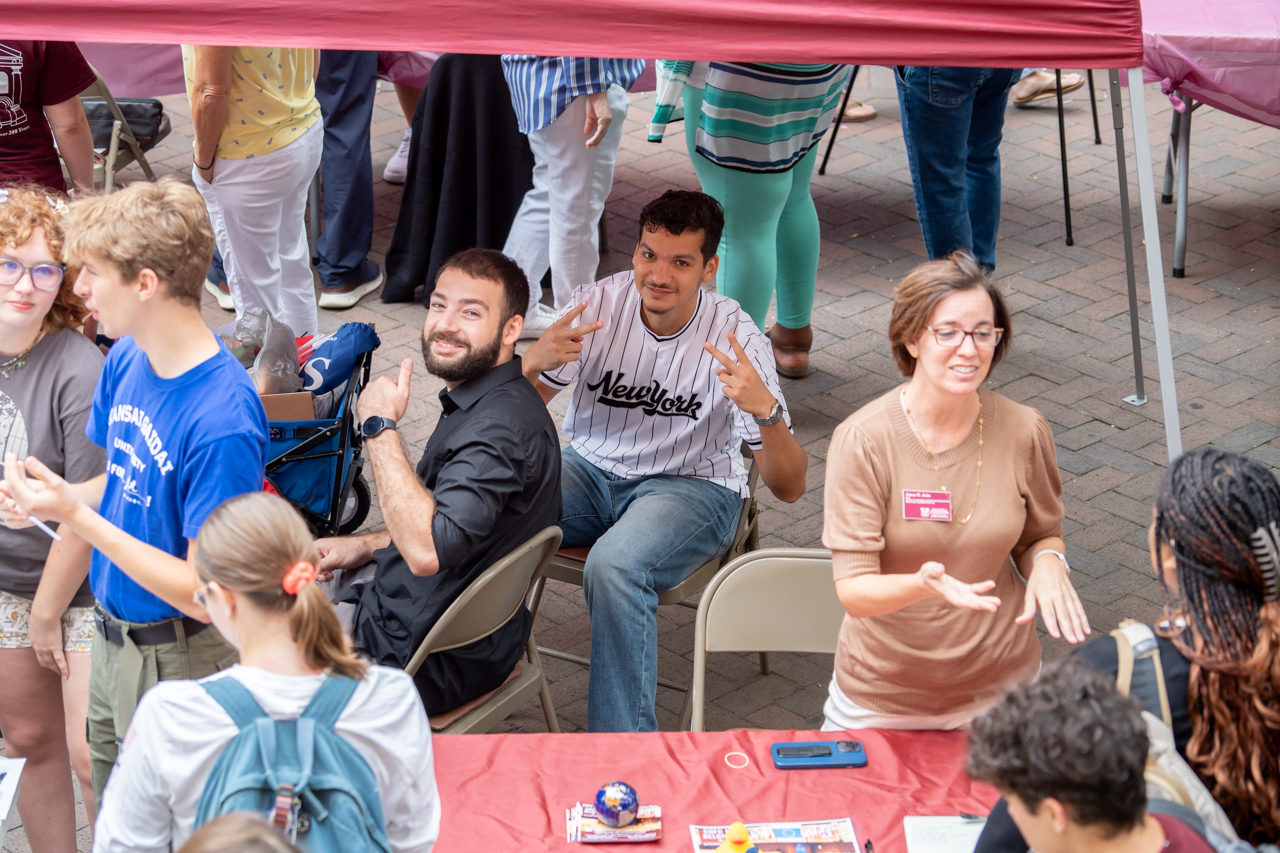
[688,548,843,731]
[527,446,764,724]
[406,525,563,734]
[59,65,171,193]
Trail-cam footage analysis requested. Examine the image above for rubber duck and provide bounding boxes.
[715,821,758,853]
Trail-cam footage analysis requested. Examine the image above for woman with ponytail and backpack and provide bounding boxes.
[93,492,440,853]
[977,446,1280,850]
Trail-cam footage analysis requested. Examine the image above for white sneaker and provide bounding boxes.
[204,278,234,311]
[382,128,413,184]
[518,304,560,340]
[318,269,385,309]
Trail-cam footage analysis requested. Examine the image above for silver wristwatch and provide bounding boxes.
[753,401,785,427]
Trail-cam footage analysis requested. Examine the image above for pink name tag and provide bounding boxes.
[903,490,952,521]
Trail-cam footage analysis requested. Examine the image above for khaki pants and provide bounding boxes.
[88,612,237,801]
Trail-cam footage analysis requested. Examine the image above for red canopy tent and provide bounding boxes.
[6,0,1185,457]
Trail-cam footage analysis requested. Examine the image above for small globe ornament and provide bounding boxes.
[594,780,639,828]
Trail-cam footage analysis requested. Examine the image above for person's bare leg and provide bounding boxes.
[0,648,78,853]
[393,83,422,126]
[61,651,95,828]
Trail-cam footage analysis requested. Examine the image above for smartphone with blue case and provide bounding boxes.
[771,740,867,769]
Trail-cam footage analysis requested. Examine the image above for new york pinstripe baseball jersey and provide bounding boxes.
[541,271,791,498]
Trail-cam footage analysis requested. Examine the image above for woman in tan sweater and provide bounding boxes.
[821,252,1089,730]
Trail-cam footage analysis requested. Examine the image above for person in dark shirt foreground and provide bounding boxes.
[314,248,560,715]
[967,662,1216,853]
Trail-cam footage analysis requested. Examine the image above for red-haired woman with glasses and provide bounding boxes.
[0,185,104,852]
[820,251,1088,729]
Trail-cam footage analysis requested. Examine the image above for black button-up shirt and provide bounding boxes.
[347,356,561,671]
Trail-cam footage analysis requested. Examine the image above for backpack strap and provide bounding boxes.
[202,677,270,730]
[1112,621,1175,729]
[300,674,360,730]
[1147,798,1208,841]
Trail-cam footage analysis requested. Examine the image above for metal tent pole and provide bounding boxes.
[1109,70,1145,408]
[1126,67,1184,460]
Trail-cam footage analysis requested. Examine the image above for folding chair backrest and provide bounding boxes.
[701,548,842,655]
[405,526,562,675]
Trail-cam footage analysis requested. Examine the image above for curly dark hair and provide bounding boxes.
[1153,446,1280,843]
[966,661,1149,836]
[637,190,724,263]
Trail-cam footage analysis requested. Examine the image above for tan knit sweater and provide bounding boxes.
[822,386,1064,716]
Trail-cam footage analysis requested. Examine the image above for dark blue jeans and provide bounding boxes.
[895,66,1018,270]
[315,49,378,289]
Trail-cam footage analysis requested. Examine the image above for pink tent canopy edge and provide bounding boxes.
[11,0,1143,69]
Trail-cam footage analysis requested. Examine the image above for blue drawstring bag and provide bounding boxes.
[301,324,380,395]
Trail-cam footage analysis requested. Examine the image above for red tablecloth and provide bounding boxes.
[433,729,999,851]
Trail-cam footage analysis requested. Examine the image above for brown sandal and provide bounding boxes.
[768,324,812,378]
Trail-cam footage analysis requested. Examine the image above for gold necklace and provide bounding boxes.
[901,388,983,525]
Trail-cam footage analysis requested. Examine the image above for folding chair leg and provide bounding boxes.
[134,146,157,181]
[526,639,561,733]
[758,652,770,675]
[104,121,122,194]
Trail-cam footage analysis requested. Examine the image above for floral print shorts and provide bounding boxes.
[0,588,96,652]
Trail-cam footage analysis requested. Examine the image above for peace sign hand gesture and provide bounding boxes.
[704,333,778,420]
[523,301,606,376]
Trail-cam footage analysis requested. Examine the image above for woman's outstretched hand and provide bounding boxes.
[1018,554,1091,644]
[918,561,1002,612]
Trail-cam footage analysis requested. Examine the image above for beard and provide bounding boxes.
[421,328,502,384]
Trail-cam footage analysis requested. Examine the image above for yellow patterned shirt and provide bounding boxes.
[182,46,321,160]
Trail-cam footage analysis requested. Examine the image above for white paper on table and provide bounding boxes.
[903,816,986,853]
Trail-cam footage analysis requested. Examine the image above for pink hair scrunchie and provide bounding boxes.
[282,561,317,595]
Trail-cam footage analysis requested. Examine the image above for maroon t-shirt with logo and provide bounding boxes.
[0,41,96,191]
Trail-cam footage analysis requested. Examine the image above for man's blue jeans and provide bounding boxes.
[315,49,379,290]
[559,446,742,732]
[895,66,1019,270]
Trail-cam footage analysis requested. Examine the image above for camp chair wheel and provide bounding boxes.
[337,473,371,535]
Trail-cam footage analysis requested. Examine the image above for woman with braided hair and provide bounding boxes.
[1150,446,1280,842]
[977,446,1280,850]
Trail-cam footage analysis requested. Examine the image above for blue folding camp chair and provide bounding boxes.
[265,350,373,538]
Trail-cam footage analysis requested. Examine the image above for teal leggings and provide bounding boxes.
[682,85,821,331]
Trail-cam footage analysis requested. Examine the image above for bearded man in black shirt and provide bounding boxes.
[316,249,561,715]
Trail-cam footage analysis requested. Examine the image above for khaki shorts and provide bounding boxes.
[0,588,96,652]
[87,609,237,802]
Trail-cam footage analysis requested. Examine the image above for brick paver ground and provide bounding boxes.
[5,65,1280,853]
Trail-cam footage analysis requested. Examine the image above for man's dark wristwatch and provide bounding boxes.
[361,416,397,438]
[753,401,784,427]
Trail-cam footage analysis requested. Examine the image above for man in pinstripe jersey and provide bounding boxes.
[521,190,808,731]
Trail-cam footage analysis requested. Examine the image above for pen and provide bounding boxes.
[865,840,874,853]
[960,813,986,822]
[26,516,61,541]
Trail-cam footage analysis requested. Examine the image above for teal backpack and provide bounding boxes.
[193,675,392,853]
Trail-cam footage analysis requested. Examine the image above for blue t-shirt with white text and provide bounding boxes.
[87,336,268,623]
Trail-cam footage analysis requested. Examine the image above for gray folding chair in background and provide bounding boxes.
[59,65,171,194]
[405,525,563,734]
[527,446,765,726]
[688,548,845,731]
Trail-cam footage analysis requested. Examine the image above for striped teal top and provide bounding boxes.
[651,61,850,173]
